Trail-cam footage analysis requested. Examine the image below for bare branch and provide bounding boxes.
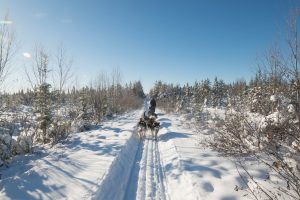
[55,43,73,93]
[0,13,17,88]
[26,44,50,88]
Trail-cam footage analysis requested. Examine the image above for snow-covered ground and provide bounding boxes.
[0,111,141,200]
[0,109,279,200]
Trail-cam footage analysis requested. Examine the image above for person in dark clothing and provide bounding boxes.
[150,98,156,108]
[148,98,157,117]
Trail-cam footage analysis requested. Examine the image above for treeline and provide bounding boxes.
[0,73,145,165]
[149,71,298,116]
[1,79,145,116]
[0,76,145,137]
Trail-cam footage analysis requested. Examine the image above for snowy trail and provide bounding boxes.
[1,109,269,200]
[124,138,167,200]
[123,110,271,200]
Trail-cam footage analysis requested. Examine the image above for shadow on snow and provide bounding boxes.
[0,125,129,199]
[159,131,192,142]
[123,141,144,200]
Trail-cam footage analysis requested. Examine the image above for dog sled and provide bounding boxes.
[137,112,160,140]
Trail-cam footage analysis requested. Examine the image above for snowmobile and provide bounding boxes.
[137,109,160,140]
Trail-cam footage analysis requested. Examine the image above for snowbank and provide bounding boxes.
[92,133,140,200]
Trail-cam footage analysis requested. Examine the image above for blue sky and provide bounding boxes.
[0,0,295,92]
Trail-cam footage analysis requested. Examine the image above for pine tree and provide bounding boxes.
[78,89,89,120]
[132,81,145,98]
[34,83,52,143]
[212,77,227,107]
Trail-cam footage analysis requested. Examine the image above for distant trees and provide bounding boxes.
[149,81,183,113]
[211,77,227,107]
[149,77,230,113]
[132,80,145,98]
[227,79,247,109]
[88,72,144,119]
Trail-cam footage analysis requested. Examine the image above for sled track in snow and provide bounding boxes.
[124,138,167,200]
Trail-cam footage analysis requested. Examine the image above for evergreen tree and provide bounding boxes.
[132,81,145,98]
[211,77,227,107]
[34,83,52,143]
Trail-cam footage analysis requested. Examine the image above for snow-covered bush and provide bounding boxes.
[246,87,271,115]
[0,130,32,165]
[209,94,300,198]
[0,118,18,136]
[208,111,261,155]
[68,109,78,120]
[70,119,92,132]
[16,134,33,154]
[49,116,71,144]
[0,133,12,162]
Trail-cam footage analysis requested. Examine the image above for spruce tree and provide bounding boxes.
[34,83,52,143]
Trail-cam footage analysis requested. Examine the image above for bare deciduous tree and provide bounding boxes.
[55,44,73,93]
[26,45,50,88]
[286,8,300,101]
[110,67,122,112]
[0,13,16,87]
